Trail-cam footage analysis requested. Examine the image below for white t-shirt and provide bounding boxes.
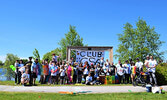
[117,67,124,76]
[116,63,121,69]
[148,59,157,73]
[144,60,149,68]
[135,61,143,69]
[60,69,66,76]
[21,73,29,82]
[19,64,25,72]
[103,65,108,73]
[83,68,89,75]
[86,76,92,83]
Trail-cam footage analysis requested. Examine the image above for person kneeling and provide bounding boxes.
[21,69,30,86]
[86,73,93,85]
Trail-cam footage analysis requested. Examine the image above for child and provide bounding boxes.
[86,73,93,85]
[51,61,58,84]
[21,69,30,86]
[59,65,66,85]
[131,62,136,83]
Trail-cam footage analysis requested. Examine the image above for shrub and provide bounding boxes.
[156,63,167,85]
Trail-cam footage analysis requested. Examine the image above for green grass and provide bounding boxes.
[0,81,132,86]
[0,92,166,100]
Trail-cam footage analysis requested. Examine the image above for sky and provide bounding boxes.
[0,0,167,63]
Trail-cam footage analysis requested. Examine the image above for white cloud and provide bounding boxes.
[0,55,6,63]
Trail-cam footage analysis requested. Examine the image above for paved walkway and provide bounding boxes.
[0,85,167,93]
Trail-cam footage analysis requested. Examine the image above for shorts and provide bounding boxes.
[32,72,37,78]
[60,76,65,79]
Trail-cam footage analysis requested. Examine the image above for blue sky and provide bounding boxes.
[0,0,167,62]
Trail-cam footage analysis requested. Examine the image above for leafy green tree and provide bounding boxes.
[33,48,40,62]
[4,54,19,80]
[115,18,165,63]
[0,60,3,67]
[58,25,84,60]
[42,48,61,62]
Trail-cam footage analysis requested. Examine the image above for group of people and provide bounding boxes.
[14,53,158,86]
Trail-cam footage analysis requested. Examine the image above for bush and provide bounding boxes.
[156,63,167,85]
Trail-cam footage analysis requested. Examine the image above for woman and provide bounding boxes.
[43,59,49,84]
[59,65,66,84]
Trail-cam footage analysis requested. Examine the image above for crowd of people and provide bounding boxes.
[14,53,158,86]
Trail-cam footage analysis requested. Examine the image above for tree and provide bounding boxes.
[0,60,3,67]
[58,25,84,60]
[42,48,61,62]
[4,53,19,80]
[115,18,165,63]
[33,48,40,62]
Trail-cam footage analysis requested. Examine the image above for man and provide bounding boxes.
[31,59,41,85]
[100,57,105,68]
[25,57,33,85]
[135,58,143,76]
[116,60,122,69]
[147,56,157,85]
[123,60,131,84]
[52,53,60,64]
[109,62,116,76]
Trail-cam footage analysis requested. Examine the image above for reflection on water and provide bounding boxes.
[0,68,40,81]
[0,68,14,81]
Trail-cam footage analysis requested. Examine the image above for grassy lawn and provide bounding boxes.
[0,81,133,86]
[0,92,166,100]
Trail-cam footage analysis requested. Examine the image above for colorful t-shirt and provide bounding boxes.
[131,66,136,74]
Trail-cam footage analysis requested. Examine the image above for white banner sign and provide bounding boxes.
[76,50,105,64]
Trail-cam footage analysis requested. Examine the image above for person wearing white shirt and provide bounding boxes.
[147,56,157,85]
[116,60,122,69]
[21,69,30,85]
[59,65,66,85]
[86,73,93,85]
[100,57,105,68]
[135,58,143,76]
[123,60,131,84]
[117,64,125,84]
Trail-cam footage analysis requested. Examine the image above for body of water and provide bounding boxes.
[0,68,14,81]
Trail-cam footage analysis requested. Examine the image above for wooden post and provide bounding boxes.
[109,48,113,64]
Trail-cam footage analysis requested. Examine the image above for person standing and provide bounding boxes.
[52,53,60,64]
[43,59,49,84]
[18,60,25,84]
[147,56,157,85]
[31,59,41,85]
[59,65,66,85]
[131,62,136,83]
[50,61,58,84]
[100,57,105,68]
[117,64,125,84]
[25,57,33,85]
[109,62,116,76]
[14,60,19,85]
[144,55,150,70]
[135,58,143,76]
[123,60,131,84]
